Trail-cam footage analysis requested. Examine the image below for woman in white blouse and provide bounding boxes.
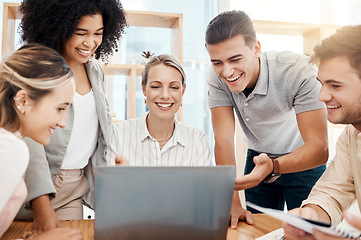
[111,54,212,166]
[0,44,81,239]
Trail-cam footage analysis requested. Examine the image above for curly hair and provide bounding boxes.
[19,0,128,63]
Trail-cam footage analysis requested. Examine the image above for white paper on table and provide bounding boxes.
[256,228,284,240]
[247,202,361,239]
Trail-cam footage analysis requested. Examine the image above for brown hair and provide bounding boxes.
[205,10,256,48]
[142,54,185,86]
[0,43,73,132]
[310,25,361,78]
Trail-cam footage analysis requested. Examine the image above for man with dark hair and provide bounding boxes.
[283,24,361,240]
[205,10,329,228]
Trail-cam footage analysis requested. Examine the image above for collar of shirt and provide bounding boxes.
[139,112,186,148]
[250,52,269,97]
[351,125,361,136]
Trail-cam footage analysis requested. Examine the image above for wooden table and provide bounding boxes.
[2,214,282,240]
[227,214,282,239]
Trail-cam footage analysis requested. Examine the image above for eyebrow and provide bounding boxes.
[316,77,343,84]
[169,80,182,84]
[211,54,243,63]
[75,27,104,32]
[228,54,243,60]
[149,80,181,85]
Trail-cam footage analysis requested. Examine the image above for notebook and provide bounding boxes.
[94,166,236,240]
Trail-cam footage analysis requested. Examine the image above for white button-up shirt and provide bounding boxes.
[109,112,213,166]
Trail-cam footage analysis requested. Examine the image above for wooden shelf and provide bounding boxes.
[125,10,182,29]
[2,3,21,57]
[253,20,340,55]
[102,64,144,76]
[253,20,338,36]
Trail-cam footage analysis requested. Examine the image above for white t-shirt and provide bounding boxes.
[61,90,99,169]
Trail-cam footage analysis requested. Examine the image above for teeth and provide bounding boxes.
[78,48,91,54]
[328,105,340,109]
[226,73,243,82]
[49,129,54,134]
[157,103,172,108]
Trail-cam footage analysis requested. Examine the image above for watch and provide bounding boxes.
[264,155,281,183]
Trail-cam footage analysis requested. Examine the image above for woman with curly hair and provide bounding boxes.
[17,0,127,233]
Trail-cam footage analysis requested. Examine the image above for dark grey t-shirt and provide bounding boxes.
[208,51,325,154]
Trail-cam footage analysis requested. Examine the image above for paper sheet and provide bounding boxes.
[256,228,284,240]
[247,202,361,239]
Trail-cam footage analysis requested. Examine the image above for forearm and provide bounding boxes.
[31,195,62,232]
[278,140,328,173]
[210,106,236,166]
[303,204,331,223]
[214,139,236,166]
[278,108,329,173]
[31,195,53,217]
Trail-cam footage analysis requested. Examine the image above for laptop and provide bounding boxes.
[94,166,236,240]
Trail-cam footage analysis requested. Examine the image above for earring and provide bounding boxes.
[144,99,147,104]
[17,106,24,114]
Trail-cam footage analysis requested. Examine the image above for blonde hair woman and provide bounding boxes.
[110,54,212,166]
[0,43,81,239]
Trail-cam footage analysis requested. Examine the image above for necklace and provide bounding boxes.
[148,129,173,148]
[146,116,174,148]
[157,135,172,143]
[157,135,172,147]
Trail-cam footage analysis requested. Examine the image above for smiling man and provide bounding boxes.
[283,24,361,240]
[205,10,329,228]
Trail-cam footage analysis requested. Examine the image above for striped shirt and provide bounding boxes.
[109,112,213,166]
